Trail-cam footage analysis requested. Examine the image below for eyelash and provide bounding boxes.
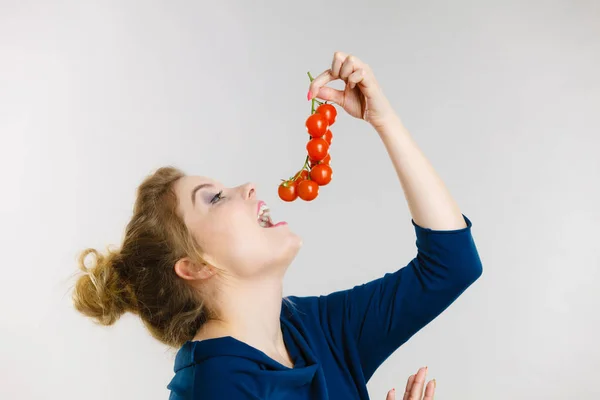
[210,190,225,204]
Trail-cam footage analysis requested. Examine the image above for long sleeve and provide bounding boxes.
[320,213,482,382]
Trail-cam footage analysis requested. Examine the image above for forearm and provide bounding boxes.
[374,113,466,231]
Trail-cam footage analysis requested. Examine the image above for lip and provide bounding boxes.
[256,200,266,217]
[256,200,288,228]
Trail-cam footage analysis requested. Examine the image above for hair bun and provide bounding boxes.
[73,248,136,325]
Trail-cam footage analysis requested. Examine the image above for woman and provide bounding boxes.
[73,52,482,399]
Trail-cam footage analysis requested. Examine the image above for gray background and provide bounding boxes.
[1,0,599,399]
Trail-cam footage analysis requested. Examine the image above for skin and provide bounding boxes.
[173,51,464,394]
[387,366,436,400]
[173,178,301,367]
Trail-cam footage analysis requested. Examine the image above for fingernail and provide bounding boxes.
[307,90,312,100]
[433,379,436,388]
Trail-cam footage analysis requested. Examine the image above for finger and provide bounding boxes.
[386,388,396,400]
[350,67,378,95]
[308,69,335,100]
[423,380,435,400]
[408,367,427,400]
[331,51,347,79]
[402,375,415,400]
[314,86,344,105]
[339,54,362,81]
[347,68,366,90]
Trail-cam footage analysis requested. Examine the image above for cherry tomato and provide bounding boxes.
[305,113,329,138]
[278,182,297,202]
[309,153,331,168]
[297,170,309,181]
[310,164,332,186]
[297,180,319,201]
[316,104,337,126]
[306,138,329,161]
[323,129,333,145]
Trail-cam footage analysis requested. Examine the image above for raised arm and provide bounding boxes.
[309,51,467,232]
[308,52,482,381]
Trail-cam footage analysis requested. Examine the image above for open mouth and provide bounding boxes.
[257,201,274,228]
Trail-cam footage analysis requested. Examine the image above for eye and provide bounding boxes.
[210,190,225,204]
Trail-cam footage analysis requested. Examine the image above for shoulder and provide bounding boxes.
[283,293,348,327]
[195,355,260,379]
[282,295,321,319]
[193,354,261,375]
[170,357,262,400]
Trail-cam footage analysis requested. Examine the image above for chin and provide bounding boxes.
[269,232,303,274]
[283,232,303,259]
[288,229,303,252]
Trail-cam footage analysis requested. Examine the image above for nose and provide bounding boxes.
[242,182,256,200]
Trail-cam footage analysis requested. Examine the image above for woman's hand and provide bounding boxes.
[307,51,396,130]
[386,366,436,400]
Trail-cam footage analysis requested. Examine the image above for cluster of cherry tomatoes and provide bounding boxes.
[278,73,337,202]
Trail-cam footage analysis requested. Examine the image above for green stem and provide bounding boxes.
[290,156,311,182]
[289,70,316,185]
[308,71,316,113]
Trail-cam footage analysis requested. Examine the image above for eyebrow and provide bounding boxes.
[191,183,214,206]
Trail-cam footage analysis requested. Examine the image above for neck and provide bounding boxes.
[196,274,289,363]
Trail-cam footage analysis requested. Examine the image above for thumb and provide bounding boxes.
[386,388,396,400]
[314,86,344,106]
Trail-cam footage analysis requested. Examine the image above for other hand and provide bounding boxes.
[386,366,435,400]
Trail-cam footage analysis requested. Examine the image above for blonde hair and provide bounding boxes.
[72,166,211,347]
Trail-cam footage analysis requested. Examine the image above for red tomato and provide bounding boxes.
[297,180,319,201]
[310,164,332,186]
[297,170,309,181]
[309,153,331,168]
[305,113,329,138]
[278,182,297,202]
[323,129,333,145]
[306,138,329,161]
[316,104,337,126]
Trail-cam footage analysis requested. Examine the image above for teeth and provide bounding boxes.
[259,204,269,215]
[260,213,271,222]
[258,203,270,219]
[257,203,273,227]
[258,218,271,227]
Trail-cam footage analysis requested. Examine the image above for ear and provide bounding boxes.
[174,257,215,281]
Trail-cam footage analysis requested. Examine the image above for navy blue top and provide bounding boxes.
[168,214,482,399]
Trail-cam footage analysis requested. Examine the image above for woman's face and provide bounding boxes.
[174,175,302,278]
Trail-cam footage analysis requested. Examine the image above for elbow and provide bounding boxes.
[468,258,483,284]
[457,253,483,288]
[416,243,483,290]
